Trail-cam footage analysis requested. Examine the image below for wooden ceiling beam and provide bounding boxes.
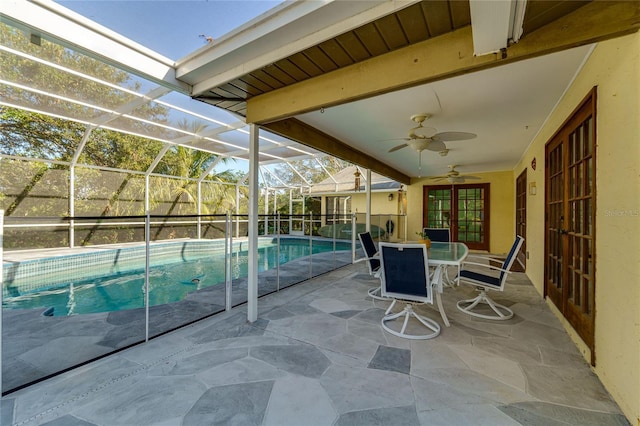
[261,118,411,184]
[246,1,640,124]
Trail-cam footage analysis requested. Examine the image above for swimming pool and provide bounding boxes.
[2,238,352,316]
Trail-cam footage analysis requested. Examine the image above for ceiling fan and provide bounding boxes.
[387,114,477,175]
[426,165,482,184]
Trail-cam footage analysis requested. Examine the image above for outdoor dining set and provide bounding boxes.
[358,230,525,339]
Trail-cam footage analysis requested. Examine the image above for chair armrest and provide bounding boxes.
[461,261,512,275]
[353,254,380,263]
[465,254,505,263]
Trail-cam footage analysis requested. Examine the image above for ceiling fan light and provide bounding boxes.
[409,125,437,139]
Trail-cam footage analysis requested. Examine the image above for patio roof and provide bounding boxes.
[4,1,638,184]
[177,0,639,182]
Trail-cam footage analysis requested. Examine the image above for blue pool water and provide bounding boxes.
[3,239,351,316]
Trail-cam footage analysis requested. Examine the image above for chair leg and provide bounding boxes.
[441,266,456,288]
[381,302,441,340]
[434,291,450,327]
[368,286,389,301]
[456,289,514,320]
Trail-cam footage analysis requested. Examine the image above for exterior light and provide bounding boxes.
[354,170,361,192]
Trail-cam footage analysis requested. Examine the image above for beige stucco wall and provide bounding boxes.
[405,170,515,253]
[351,191,400,215]
[513,33,640,424]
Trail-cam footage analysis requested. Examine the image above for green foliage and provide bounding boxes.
[0,22,245,231]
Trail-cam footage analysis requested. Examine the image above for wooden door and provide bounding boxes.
[423,183,490,251]
[545,88,597,362]
[515,169,527,271]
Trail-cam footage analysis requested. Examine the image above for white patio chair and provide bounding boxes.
[455,235,525,320]
[379,243,441,339]
[357,231,387,301]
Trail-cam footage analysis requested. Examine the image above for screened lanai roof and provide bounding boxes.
[0,1,354,190]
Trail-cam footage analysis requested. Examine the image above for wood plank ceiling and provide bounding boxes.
[194,0,590,117]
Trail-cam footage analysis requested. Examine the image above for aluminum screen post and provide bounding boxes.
[197,181,202,239]
[0,210,4,397]
[235,185,240,238]
[332,214,336,268]
[308,213,313,278]
[366,169,371,233]
[69,166,75,248]
[276,213,280,292]
[225,212,232,311]
[351,213,357,263]
[144,211,150,342]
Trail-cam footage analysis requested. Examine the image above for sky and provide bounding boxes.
[57,0,285,175]
[59,1,283,60]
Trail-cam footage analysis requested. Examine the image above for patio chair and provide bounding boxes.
[423,227,451,243]
[357,232,387,301]
[379,243,441,339]
[455,235,525,320]
[423,227,455,285]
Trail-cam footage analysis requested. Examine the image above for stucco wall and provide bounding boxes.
[351,191,400,215]
[406,170,515,253]
[513,33,640,424]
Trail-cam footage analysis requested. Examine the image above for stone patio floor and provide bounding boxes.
[1,262,629,425]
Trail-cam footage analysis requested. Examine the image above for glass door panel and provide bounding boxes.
[545,88,596,360]
[423,183,489,251]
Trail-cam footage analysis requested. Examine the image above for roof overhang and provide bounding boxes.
[176,0,422,96]
[246,1,640,124]
[173,0,640,182]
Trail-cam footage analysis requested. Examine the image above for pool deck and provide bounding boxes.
[1,250,351,392]
[2,261,629,425]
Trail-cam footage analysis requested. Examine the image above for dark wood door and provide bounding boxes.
[545,88,597,362]
[423,183,490,251]
[515,169,527,271]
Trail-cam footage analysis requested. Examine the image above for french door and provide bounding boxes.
[545,88,597,362]
[423,183,490,251]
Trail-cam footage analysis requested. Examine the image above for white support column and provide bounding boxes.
[247,124,259,323]
[366,169,372,232]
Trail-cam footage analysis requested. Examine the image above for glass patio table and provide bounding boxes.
[417,241,469,326]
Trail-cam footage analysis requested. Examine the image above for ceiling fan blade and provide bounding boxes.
[425,175,447,180]
[462,175,482,180]
[433,131,477,141]
[388,143,408,153]
[425,140,447,152]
